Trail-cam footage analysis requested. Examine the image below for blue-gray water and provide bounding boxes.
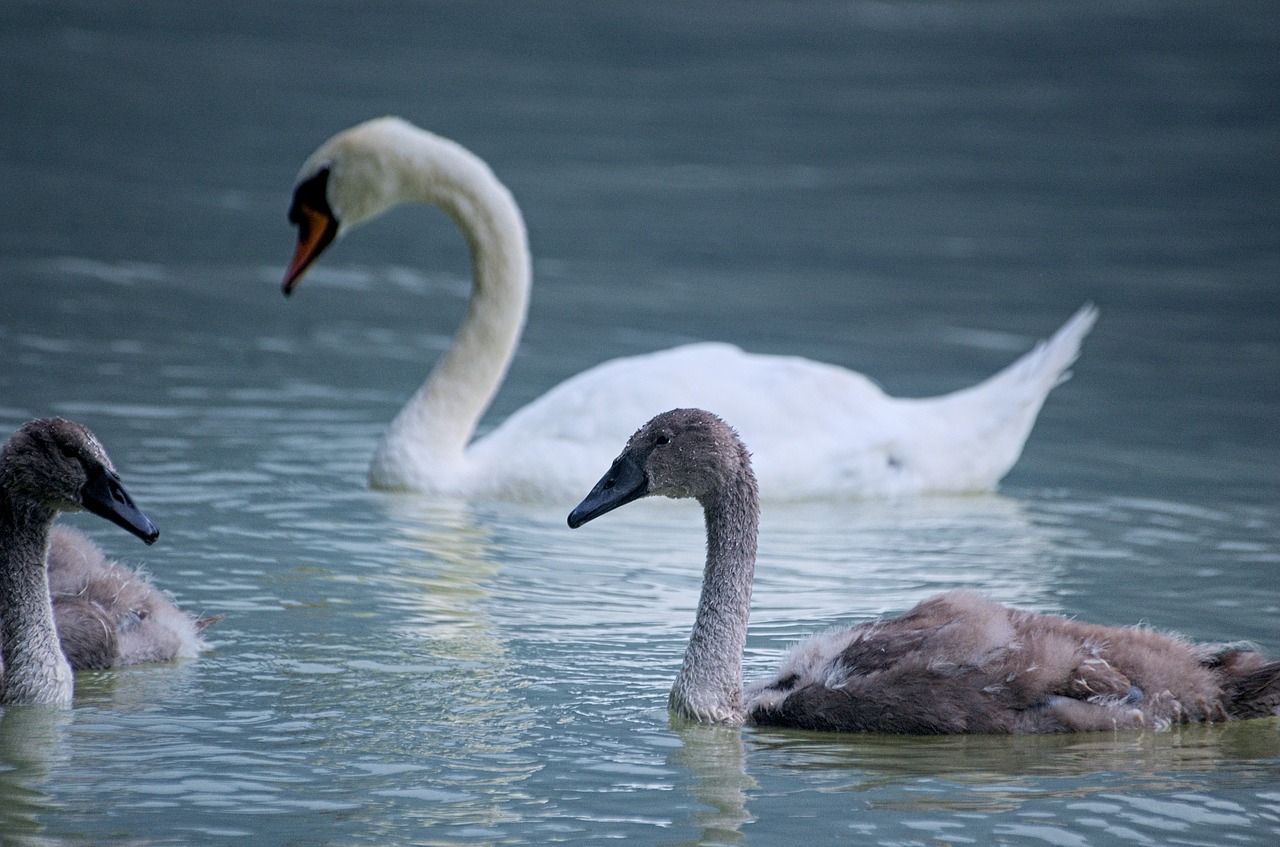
[2,1,1278,844]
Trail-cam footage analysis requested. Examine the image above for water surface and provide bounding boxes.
[1,2,1277,845]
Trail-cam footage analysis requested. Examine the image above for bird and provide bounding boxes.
[283,116,1097,501]
[1,418,211,705]
[568,408,1280,733]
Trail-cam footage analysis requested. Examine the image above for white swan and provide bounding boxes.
[569,408,1280,732]
[283,117,1098,500]
[1,418,210,705]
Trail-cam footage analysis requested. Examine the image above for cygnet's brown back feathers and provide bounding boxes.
[747,589,1280,733]
[46,526,215,670]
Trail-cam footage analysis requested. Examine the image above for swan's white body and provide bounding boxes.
[285,117,1097,501]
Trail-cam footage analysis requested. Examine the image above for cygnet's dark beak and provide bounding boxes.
[81,465,160,545]
[568,454,649,528]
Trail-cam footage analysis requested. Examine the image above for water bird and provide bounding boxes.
[568,408,1280,732]
[1,418,211,706]
[284,116,1097,500]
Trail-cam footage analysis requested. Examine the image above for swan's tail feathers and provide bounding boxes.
[960,301,1096,408]
[982,302,1099,398]
[919,303,1098,490]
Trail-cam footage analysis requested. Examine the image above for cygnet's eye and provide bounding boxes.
[59,444,80,460]
[655,434,671,446]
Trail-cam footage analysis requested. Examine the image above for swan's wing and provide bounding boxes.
[746,624,1021,734]
[743,592,1018,732]
[51,597,119,671]
[470,342,899,499]
[471,305,1095,500]
[745,590,1151,734]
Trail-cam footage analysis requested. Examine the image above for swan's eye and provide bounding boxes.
[655,434,671,446]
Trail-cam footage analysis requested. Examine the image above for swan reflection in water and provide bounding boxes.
[0,708,73,843]
[371,495,542,818]
[747,719,1280,813]
[663,699,1280,842]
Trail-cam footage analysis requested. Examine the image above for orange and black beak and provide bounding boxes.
[283,168,339,296]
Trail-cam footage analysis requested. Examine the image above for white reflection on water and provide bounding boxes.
[649,712,1280,845]
[0,708,75,846]
[738,721,1280,844]
[668,722,755,847]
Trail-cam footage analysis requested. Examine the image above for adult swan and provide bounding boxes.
[283,117,1097,501]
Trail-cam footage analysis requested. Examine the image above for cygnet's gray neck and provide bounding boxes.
[0,491,73,705]
[670,468,759,725]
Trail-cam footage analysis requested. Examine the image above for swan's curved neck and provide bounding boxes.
[368,134,531,490]
[671,471,759,725]
[0,491,73,706]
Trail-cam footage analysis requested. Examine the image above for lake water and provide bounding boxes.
[2,1,1278,844]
